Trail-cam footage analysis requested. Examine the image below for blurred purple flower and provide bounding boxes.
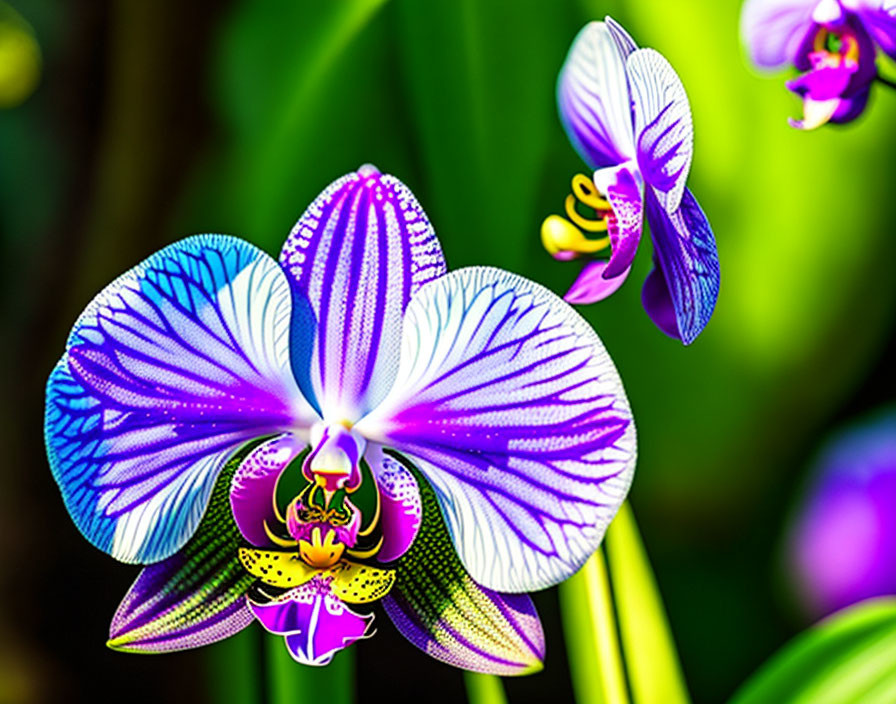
[787,408,896,618]
[541,17,720,345]
[741,0,896,129]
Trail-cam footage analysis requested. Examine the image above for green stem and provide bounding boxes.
[560,549,630,704]
[464,672,508,704]
[265,633,355,704]
[206,627,262,704]
[605,503,690,704]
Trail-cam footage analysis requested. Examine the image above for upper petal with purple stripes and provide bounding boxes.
[356,268,636,592]
[279,165,446,422]
[627,48,693,214]
[45,235,312,564]
[557,21,637,170]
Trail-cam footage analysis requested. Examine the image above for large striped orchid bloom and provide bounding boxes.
[45,165,636,672]
[541,17,720,345]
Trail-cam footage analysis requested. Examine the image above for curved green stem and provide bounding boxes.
[605,503,690,704]
[464,672,508,704]
[560,548,630,704]
[266,634,355,704]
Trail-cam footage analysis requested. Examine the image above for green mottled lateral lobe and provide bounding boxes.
[382,465,545,675]
[107,443,262,652]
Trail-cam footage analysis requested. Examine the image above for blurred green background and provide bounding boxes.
[1,0,894,702]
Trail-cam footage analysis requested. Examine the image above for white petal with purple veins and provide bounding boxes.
[356,268,636,592]
[627,48,693,214]
[557,21,637,170]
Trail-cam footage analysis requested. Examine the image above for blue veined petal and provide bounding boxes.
[557,21,637,170]
[627,48,693,214]
[279,165,446,423]
[643,188,720,345]
[45,235,314,564]
[356,268,636,593]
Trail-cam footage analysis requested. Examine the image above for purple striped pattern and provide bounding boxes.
[45,235,311,564]
[279,165,446,421]
[557,21,637,171]
[643,188,720,345]
[356,268,636,592]
[628,48,693,214]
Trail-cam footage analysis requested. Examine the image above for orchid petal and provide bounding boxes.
[230,434,304,548]
[594,162,645,279]
[605,15,638,58]
[366,444,422,563]
[557,21,636,170]
[45,235,312,564]
[279,165,446,422]
[107,452,254,652]
[741,0,818,68]
[788,96,841,129]
[627,48,693,214]
[249,579,374,666]
[357,268,636,592]
[564,261,632,305]
[644,189,720,345]
[854,0,896,58]
[382,476,544,675]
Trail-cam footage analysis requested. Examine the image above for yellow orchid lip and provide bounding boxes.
[298,526,345,569]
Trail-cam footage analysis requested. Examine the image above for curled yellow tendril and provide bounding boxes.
[541,174,612,257]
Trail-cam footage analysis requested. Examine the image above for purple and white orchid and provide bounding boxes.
[742,0,896,129]
[541,17,720,346]
[45,165,636,672]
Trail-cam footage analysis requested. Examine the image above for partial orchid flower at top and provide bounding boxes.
[741,0,896,129]
[541,17,720,346]
[786,408,896,618]
[45,165,636,672]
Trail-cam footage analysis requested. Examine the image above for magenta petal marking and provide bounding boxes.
[356,268,636,592]
[230,434,303,547]
[366,445,422,562]
[279,166,446,421]
[249,579,374,666]
[564,261,631,305]
[594,163,644,280]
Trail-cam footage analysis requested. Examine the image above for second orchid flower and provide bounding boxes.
[541,17,720,346]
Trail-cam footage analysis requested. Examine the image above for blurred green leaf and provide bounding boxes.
[729,598,896,704]
[0,1,40,109]
[392,0,575,269]
[606,504,690,704]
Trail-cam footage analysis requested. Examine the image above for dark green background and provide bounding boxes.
[1,0,894,702]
